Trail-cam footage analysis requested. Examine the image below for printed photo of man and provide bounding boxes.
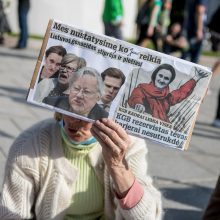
[98,67,125,111]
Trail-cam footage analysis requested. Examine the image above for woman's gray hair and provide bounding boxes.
[78,57,87,69]
[61,53,79,65]
[61,54,87,72]
[69,67,104,96]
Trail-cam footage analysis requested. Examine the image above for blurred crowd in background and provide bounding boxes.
[102,0,220,64]
[0,0,219,57]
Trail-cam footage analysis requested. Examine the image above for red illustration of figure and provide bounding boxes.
[128,63,208,123]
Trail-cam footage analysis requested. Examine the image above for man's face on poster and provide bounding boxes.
[69,74,100,116]
[44,53,62,77]
[101,76,122,104]
[155,69,172,89]
[58,61,78,86]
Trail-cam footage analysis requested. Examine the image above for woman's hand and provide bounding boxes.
[91,118,134,197]
[91,118,131,169]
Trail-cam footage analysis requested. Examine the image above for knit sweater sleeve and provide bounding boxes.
[114,137,162,220]
[0,120,50,219]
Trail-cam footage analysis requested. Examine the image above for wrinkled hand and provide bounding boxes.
[135,104,145,113]
[91,118,131,169]
[91,119,135,197]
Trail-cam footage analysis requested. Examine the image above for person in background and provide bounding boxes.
[159,0,172,37]
[34,54,85,103]
[135,0,162,50]
[211,60,220,128]
[0,0,11,44]
[0,111,162,219]
[14,0,30,49]
[163,22,188,54]
[155,0,173,52]
[43,67,108,120]
[102,0,123,40]
[98,67,125,112]
[181,0,207,63]
[202,175,220,220]
[207,5,220,52]
[39,45,67,82]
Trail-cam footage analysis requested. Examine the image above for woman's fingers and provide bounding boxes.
[94,119,130,146]
[91,122,123,155]
[95,118,129,140]
[91,119,131,156]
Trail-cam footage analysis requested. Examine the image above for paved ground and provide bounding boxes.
[0,36,220,220]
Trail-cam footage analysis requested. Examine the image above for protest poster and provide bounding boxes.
[27,19,212,150]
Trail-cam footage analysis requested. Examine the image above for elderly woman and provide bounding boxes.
[43,67,108,120]
[0,112,162,219]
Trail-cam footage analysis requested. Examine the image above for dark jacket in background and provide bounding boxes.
[203,176,220,220]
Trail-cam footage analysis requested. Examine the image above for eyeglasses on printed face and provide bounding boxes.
[70,87,97,98]
[60,65,77,73]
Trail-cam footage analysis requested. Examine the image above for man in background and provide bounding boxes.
[181,0,207,63]
[135,0,162,50]
[102,0,123,39]
[163,22,188,54]
[15,0,30,49]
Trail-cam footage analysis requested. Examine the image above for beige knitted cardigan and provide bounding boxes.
[0,119,162,220]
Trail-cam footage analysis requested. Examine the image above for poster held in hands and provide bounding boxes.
[27,19,212,150]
